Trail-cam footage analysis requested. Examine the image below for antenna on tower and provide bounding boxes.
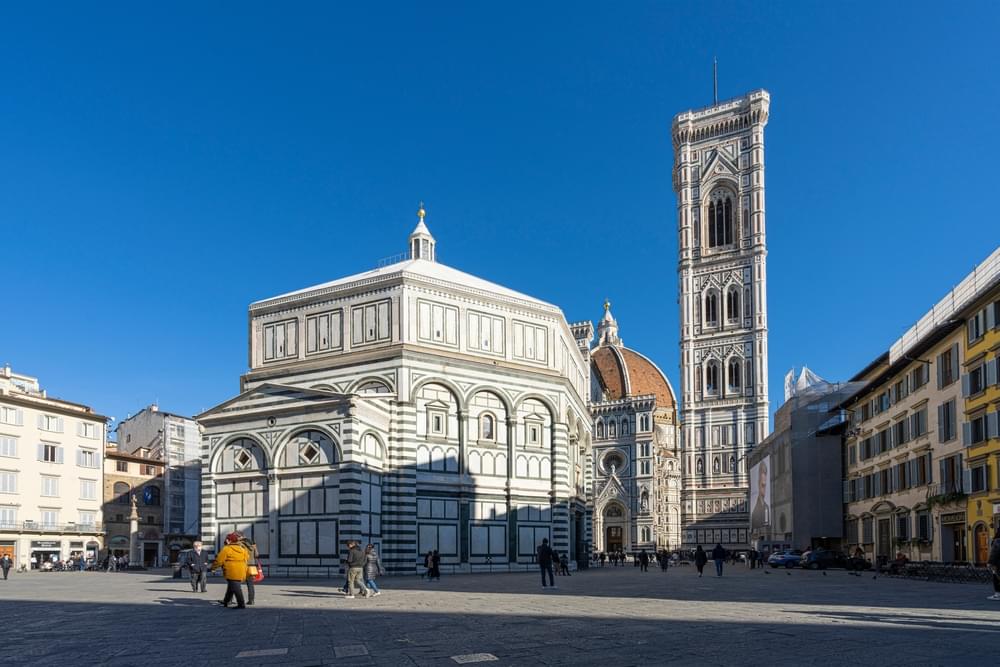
[713,57,718,105]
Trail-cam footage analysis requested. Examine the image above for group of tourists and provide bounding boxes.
[693,544,729,577]
[342,541,384,598]
[180,533,262,609]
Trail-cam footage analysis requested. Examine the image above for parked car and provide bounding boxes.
[768,550,803,568]
[800,549,849,570]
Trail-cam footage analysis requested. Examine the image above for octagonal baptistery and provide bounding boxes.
[197,209,592,577]
[588,303,682,554]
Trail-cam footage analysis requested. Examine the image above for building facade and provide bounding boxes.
[961,251,1000,563]
[587,303,681,553]
[103,445,165,565]
[748,376,861,553]
[672,90,771,551]
[843,247,1000,564]
[117,405,201,560]
[0,366,106,568]
[197,211,592,576]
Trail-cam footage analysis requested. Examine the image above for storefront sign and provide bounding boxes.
[941,512,965,524]
[30,541,60,549]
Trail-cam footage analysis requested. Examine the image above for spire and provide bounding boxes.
[597,299,621,346]
[409,202,436,261]
[713,57,718,105]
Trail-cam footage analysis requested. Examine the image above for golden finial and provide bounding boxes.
[417,201,426,222]
[603,298,611,312]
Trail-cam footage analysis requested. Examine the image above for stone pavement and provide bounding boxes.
[1,563,998,666]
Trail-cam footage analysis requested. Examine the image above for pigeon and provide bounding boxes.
[764,570,770,575]
[822,572,827,576]
[786,571,791,576]
[873,575,878,581]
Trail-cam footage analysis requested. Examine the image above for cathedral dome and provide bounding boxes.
[591,345,676,409]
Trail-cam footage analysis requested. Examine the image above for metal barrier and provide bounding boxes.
[881,561,993,584]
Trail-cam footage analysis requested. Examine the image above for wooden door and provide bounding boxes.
[975,525,989,564]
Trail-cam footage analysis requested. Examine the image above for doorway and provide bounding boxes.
[143,543,159,567]
[606,526,623,553]
[877,518,891,561]
[975,524,989,564]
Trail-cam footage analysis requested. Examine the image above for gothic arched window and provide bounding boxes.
[728,359,741,391]
[726,288,740,322]
[621,419,629,436]
[705,293,718,326]
[597,421,605,439]
[707,193,734,248]
[706,362,720,395]
[609,420,617,438]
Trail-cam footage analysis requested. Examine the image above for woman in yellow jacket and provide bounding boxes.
[211,532,250,609]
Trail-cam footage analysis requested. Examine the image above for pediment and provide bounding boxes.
[701,150,738,180]
[197,383,352,421]
[599,474,626,501]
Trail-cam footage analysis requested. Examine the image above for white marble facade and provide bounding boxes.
[198,212,592,575]
[585,305,682,554]
[672,90,772,551]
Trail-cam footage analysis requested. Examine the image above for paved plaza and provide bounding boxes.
[1,564,998,666]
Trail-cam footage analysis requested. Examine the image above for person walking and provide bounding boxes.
[987,525,1000,601]
[1,554,11,580]
[537,538,555,588]
[211,532,249,609]
[599,552,606,567]
[238,535,259,606]
[344,540,369,599]
[559,552,571,576]
[639,550,649,572]
[185,541,211,593]
[694,545,708,577]
[712,543,727,577]
[431,550,441,581]
[423,551,434,580]
[364,544,384,596]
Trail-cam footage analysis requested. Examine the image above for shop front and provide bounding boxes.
[30,540,62,568]
[939,512,967,562]
[108,535,129,559]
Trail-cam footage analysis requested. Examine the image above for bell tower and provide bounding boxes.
[672,89,771,552]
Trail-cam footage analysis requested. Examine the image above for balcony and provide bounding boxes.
[0,521,104,534]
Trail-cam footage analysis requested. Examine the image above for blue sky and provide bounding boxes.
[2,2,998,425]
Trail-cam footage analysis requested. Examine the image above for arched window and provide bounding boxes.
[728,359,741,391]
[142,486,160,506]
[597,421,605,438]
[480,413,495,441]
[705,293,718,326]
[621,419,629,435]
[707,193,734,248]
[114,482,131,505]
[609,420,617,438]
[706,362,719,394]
[726,288,740,322]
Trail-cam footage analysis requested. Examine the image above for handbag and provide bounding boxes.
[253,559,265,583]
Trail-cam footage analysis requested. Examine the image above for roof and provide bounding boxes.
[251,258,557,311]
[591,345,676,409]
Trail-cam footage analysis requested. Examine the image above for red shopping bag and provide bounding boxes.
[253,560,265,583]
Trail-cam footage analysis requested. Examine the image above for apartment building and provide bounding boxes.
[961,277,1000,563]
[0,366,106,568]
[117,405,201,560]
[103,445,165,565]
[843,247,1000,564]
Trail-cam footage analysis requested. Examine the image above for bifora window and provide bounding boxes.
[707,193,734,247]
[705,292,718,326]
[705,362,720,394]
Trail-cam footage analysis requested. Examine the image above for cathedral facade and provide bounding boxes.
[672,90,772,551]
[197,211,592,575]
[586,304,682,554]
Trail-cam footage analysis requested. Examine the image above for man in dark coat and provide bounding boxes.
[0,554,11,580]
[537,538,555,588]
[184,541,211,593]
[712,543,727,577]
